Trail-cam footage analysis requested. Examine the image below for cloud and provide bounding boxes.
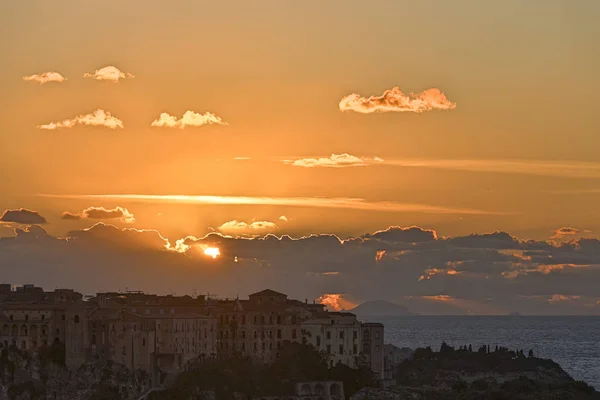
[3,221,600,315]
[23,72,66,84]
[382,159,600,179]
[40,194,500,215]
[339,86,456,114]
[37,109,123,130]
[0,208,47,224]
[218,220,278,235]
[279,216,288,222]
[61,206,135,224]
[551,227,582,240]
[316,293,357,311]
[83,66,134,82]
[151,110,227,128]
[285,153,383,168]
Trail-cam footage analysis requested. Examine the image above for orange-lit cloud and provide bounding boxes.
[151,110,227,128]
[278,215,288,222]
[83,66,134,82]
[375,250,386,262]
[23,71,66,84]
[316,293,357,311]
[422,294,454,301]
[37,109,123,130]
[551,227,583,239]
[418,267,462,281]
[61,206,135,224]
[339,87,456,114]
[548,294,581,304]
[286,153,383,168]
[218,220,277,234]
[41,194,500,215]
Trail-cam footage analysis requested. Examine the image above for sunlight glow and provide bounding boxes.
[203,247,220,258]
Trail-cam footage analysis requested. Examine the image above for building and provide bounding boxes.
[361,323,384,379]
[302,312,362,368]
[1,286,385,381]
[383,344,413,380]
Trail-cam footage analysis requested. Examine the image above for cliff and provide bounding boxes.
[353,343,599,400]
[0,346,150,400]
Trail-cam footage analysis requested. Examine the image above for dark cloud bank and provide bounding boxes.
[1,222,600,315]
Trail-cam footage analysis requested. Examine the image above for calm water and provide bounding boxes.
[361,316,600,389]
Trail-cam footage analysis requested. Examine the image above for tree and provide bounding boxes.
[528,349,534,358]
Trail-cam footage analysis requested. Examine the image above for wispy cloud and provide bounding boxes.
[83,66,134,82]
[61,206,135,224]
[218,220,278,234]
[383,158,600,179]
[39,194,500,215]
[37,109,123,130]
[339,86,456,114]
[151,110,227,128]
[284,153,383,168]
[23,72,66,84]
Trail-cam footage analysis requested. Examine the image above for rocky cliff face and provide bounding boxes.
[0,348,150,400]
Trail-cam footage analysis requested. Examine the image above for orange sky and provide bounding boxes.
[1,0,600,243]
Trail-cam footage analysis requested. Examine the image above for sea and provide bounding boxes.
[360,315,600,389]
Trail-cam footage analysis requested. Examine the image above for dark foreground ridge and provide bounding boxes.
[0,342,597,399]
[355,342,599,400]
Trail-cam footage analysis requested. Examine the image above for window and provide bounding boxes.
[242,331,246,339]
[375,332,380,339]
[242,316,246,325]
[277,329,281,339]
[376,345,380,352]
[262,343,265,350]
[254,331,258,339]
[122,346,126,356]
[292,329,296,339]
[339,344,344,354]
[41,315,45,321]
[276,316,281,324]
[9,315,13,321]
[261,316,265,324]
[74,315,80,323]
[326,345,331,353]
[339,331,344,339]
[316,336,321,346]
[91,334,96,345]
[242,343,245,351]
[142,338,146,346]
[353,344,357,354]
[253,316,257,324]
[353,330,357,340]
[254,343,257,351]
[326,331,331,339]
[25,315,29,321]
[269,316,273,324]
[62,315,65,321]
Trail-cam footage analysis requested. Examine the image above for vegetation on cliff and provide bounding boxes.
[149,342,375,400]
[365,342,600,400]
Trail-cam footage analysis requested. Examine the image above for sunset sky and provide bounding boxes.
[2,1,600,314]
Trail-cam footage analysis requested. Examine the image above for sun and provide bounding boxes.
[203,247,220,259]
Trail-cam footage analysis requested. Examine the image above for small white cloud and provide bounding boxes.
[37,109,124,130]
[279,215,288,222]
[23,72,66,84]
[286,153,383,168]
[83,66,134,82]
[151,110,227,128]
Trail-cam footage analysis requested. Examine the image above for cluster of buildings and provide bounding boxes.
[0,285,384,384]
